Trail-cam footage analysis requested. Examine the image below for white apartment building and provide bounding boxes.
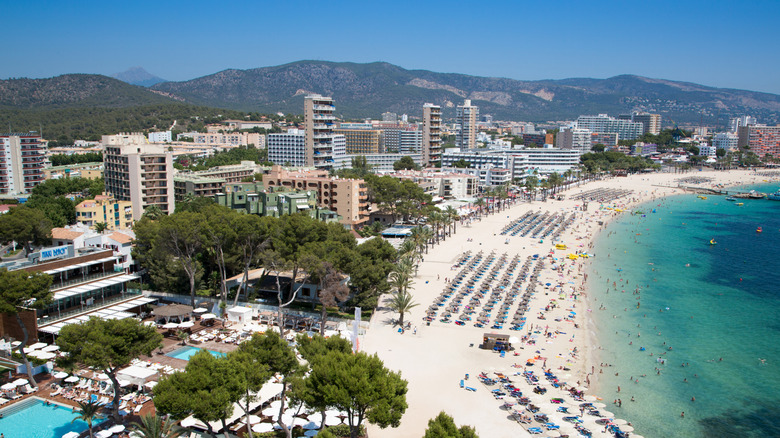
[389,170,478,199]
[576,114,643,140]
[729,116,757,133]
[148,131,172,143]
[422,103,442,166]
[442,147,581,181]
[712,132,739,151]
[179,132,265,148]
[698,143,717,157]
[441,164,512,187]
[268,129,306,167]
[456,99,479,149]
[0,133,46,195]
[103,143,175,221]
[346,153,423,173]
[399,130,423,155]
[102,133,147,146]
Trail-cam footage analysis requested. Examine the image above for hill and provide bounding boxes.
[111,67,167,87]
[152,61,780,126]
[0,74,176,109]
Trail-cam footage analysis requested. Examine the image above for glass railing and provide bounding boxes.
[38,289,142,326]
[50,270,124,291]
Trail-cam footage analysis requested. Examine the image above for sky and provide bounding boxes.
[2,0,780,94]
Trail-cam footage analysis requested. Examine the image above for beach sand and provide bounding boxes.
[361,169,773,437]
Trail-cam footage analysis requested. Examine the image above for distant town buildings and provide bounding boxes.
[737,124,780,158]
[556,128,592,152]
[576,114,643,140]
[103,143,175,221]
[177,131,265,148]
[729,115,757,133]
[712,132,739,151]
[0,133,46,196]
[619,113,661,135]
[388,170,478,199]
[44,162,104,180]
[422,103,442,166]
[147,131,172,143]
[456,99,479,149]
[222,120,273,131]
[441,147,581,183]
[334,128,384,154]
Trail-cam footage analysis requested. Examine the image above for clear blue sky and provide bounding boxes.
[3,0,780,94]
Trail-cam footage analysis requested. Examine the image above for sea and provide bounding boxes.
[586,182,780,438]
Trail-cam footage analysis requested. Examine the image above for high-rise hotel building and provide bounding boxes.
[0,133,45,195]
[304,95,346,170]
[456,99,480,149]
[103,141,175,221]
[422,103,442,166]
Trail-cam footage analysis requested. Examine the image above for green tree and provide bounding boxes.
[94,222,108,233]
[153,351,241,438]
[227,341,273,436]
[0,269,53,387]
[393,156,420,171]
[57,318,163,421]
[314,263,350,336]
[304,350,408,438]
[157,212,206,307]
[240,332,303,438]
[591,143,606,152]
[424,412,479,438]
[350,155,373,176]
[386,290,418,327]
[71,400,103,438]
[348,238,396,309]
[232,214,274,305]
[0,206,52,255]
[130,414,185,438]
[716,148,726,158]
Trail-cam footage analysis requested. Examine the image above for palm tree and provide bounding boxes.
[398,239,418,261]
[131,414,185,438]
[443,205,459,235]
[440,214,452,241]
[474,198,485,219]
[72,400,103,438]
[386,290,419,327]
[427,211,443,244]
[94,222,108,233]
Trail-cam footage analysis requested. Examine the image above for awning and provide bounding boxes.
[52,274,139,301]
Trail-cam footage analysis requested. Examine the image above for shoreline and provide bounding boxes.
[361,169,777,437]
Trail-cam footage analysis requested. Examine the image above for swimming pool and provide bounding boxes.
[0,396,104,438]
[165,346,226,361]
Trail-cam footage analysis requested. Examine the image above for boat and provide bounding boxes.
[768,191,780,201]
[698,195,708,200]
[709,239,717,245]
[749,190,766,199]
[725,197,736,201]
[757,227,763,233]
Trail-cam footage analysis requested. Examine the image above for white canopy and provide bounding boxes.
[117,365,158,387]
[227,306,253,324]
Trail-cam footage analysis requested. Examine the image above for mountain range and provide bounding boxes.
[111,67,167,87]
[3,61,780,126]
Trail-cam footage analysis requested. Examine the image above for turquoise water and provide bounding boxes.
[587,184,780,437]
[0,397,104,438]
[165,346,226,361]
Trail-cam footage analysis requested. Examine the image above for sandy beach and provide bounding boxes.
[362,169,775,437]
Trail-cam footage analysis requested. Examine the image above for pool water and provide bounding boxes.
[165,346,226,361]
[0,397,104,438]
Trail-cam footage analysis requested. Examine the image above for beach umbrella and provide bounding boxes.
[163,322,179,329]
[303,420,320,430]
[247,415,262,424]
[1,382,16,390]
[53,371,68,379]
[29,342,48,350]
[261,407,277,416]
[13,378,28,386]
[96,373,109,380]
[612,418,627,425]
[178,321,195,328]
[143,321,157,327]
[42,345,60,352]
[620,425,634,432]
[37,351,56,360]
[592,402,606,408]
[108,425,126,434]
[252,423,274,433]
[201,313,216,319]
[62,433,81,438]
[65,376,80,383]
[193,307,208,313]
[583,395,597,402]
[600,410,614,418]
[269,400,283,410]
[96,431,112,438]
